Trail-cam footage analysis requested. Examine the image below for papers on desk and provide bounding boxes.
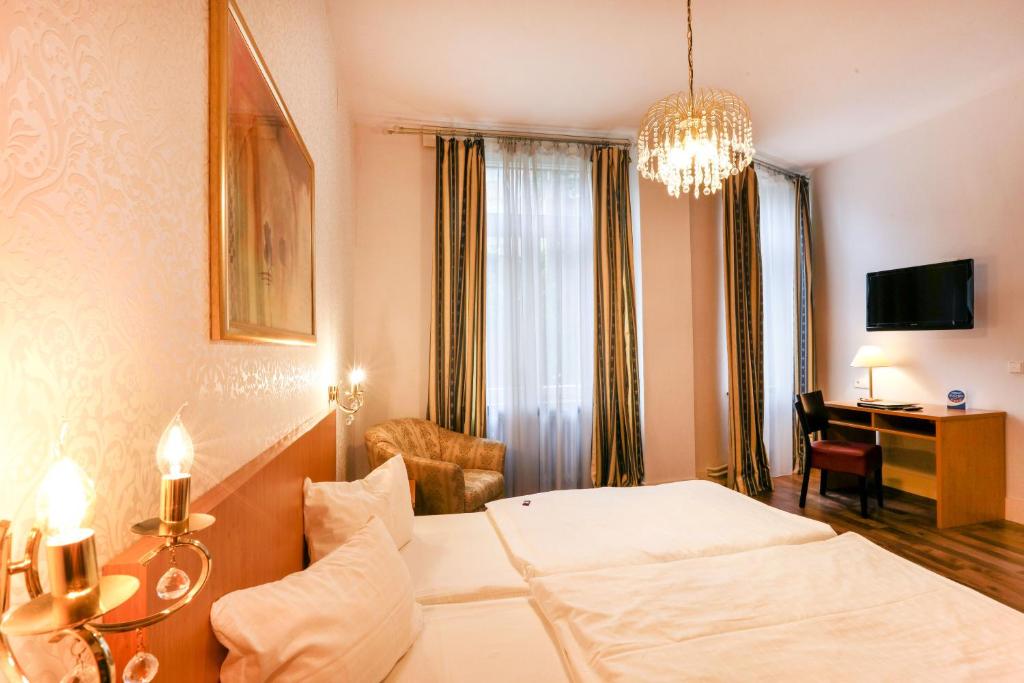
[856,401,918,410]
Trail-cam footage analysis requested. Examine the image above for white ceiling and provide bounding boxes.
[328,0,1024,168]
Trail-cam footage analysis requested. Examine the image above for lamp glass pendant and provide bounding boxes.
[637,0,754,198]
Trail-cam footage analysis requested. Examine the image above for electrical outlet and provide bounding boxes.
[854,377,869,390]
[1009,360,1024,375]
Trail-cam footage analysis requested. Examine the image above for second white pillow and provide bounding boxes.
[304,454,413,561]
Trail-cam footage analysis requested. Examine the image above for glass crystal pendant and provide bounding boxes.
[156,566,191,600]
[123,651,159,683]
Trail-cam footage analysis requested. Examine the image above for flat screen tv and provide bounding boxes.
[866,259,974,331]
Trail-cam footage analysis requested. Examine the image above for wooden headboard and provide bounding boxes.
[102,410,337,681]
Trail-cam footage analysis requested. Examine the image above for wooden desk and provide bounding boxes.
[825,401,1005,528]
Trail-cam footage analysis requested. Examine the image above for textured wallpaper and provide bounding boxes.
[0,0,354,586]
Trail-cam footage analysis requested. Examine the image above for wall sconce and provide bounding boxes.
[329,367,366,425]
[0,411,214,683]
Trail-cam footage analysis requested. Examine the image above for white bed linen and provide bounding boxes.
[400,512,527,604]
[486,479,836,577]
[531,532,1024,682]
[385,598,570,683]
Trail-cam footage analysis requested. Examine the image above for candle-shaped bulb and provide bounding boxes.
[349,366,366,390]
[36,448,102,602]
[36,457,95,546]
[157,409,194,525]
[156,412,194,478]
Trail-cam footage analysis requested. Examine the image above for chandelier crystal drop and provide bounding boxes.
[637,0,754,198]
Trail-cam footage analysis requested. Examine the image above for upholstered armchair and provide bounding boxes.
[364,418,506,515]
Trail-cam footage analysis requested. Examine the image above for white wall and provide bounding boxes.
[637,181,728,484]
[347,127,434,478]
[812,77,1024,521]
[638,178,697,482]
[689,195,730,478]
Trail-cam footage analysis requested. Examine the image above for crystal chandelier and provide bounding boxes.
[637,0,755,199]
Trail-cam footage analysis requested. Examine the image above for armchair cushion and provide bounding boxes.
[463,469,505,512]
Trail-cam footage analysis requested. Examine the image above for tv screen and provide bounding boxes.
[866,259,974,331]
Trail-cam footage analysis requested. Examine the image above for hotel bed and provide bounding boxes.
[117,414,1024,681]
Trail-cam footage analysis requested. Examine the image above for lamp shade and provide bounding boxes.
[850,345,891,368]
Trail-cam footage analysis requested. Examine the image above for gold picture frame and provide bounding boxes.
[209,0,316,345]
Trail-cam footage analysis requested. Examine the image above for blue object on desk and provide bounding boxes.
[947,389,966,410]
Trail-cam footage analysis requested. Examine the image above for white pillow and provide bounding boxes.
[211,517,422,683]
[304,454,413,561]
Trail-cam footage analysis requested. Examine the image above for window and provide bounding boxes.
[758,169,798,476]
[484,140,594,496]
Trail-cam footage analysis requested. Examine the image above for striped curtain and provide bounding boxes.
[427,137,487,436]
[590,146,644,487]
[792,177,816,473]
[723,166,773,495]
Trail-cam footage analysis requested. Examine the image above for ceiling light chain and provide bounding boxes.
[687,0,694,102]
[638,0,755,199]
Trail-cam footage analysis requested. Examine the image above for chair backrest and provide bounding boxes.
[364,418,441,470]
[793,390,830,456]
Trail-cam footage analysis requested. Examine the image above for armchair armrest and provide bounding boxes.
[439,429,506,474]
[402,454,465,515]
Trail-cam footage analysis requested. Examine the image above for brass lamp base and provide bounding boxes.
[1,575,139,637]
[858,368,881,403]
[130,513,215,539]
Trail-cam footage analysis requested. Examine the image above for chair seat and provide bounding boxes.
[810,440,882,476]
[464,469,504,512]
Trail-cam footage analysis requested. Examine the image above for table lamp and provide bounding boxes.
[850,345,890,402]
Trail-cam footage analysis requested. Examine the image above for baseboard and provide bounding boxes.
[1005,496,1024,524]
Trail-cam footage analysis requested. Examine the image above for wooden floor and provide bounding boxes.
[757,472,1024,612]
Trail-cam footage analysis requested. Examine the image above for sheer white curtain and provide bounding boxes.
[758,169,797,476]
[485,139,594,496]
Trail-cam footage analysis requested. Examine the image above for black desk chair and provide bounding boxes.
[794,391,883,518]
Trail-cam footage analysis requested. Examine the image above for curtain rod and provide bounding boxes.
[753,158,808,181]
[387,124,633,149]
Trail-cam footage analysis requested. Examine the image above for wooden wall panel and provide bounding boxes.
[101,410,337,682]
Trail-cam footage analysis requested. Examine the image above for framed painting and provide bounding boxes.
[209,0,316,344]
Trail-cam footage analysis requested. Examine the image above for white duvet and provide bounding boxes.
[486,480,836,577]
[385,598,570,683]
[400,512,526,604]
[531,532,1024,682]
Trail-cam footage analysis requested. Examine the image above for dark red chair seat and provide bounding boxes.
[809,440,882,476]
